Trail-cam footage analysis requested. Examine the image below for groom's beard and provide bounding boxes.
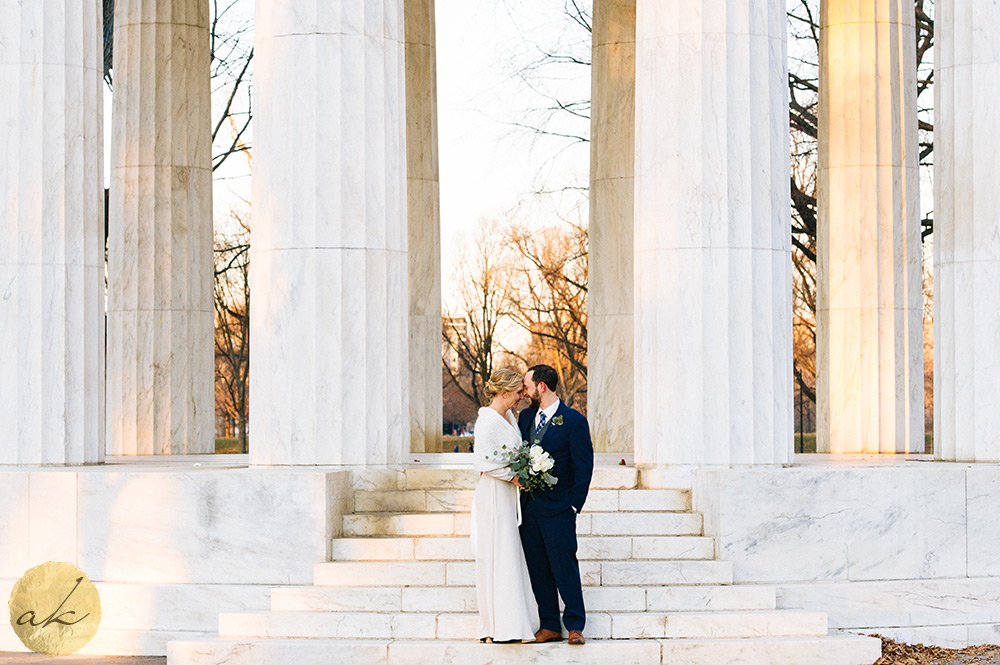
[528,394,541,409]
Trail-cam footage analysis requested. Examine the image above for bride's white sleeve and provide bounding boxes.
[473,416,515,481]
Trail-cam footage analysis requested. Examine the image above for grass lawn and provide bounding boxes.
[215,438,243,454]
[441,435,474,453]
[793,432,934,454]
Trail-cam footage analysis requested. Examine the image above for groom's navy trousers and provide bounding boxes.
[519,501,586,632]
[518,402,594,633]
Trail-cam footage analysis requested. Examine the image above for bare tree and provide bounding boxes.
[499,0,593,194]
[210,0,254,172]
[214,209,251,453]
[443,220,518,410]
[507,220,588,407]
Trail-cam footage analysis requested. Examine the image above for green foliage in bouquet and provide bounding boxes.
[487,441,558,493]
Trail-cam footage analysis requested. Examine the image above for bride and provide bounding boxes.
[470,368,539,643]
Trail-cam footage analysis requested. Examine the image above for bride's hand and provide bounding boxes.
[510,474,523,488]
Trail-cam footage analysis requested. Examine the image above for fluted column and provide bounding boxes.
[0,0,105,465]
[251,0,409,465]
[406,0,443,454]
[633,0,793,466]
[589,0,635,454]
[817,0,923,454]
[934,0,1000,461]
[108,0,214,455]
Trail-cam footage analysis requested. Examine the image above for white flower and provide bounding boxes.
[527,445,555,474]
[528,446,544,472]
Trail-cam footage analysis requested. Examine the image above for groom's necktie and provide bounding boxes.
[536,412,547,435]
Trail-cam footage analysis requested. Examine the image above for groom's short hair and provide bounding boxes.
[528,364,559,393]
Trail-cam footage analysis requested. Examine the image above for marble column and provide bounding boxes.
[633,0,793,466]
[251,0,409,465]
[108,0,214,456]
[934,0,1000,462]
[0,0,106,465]
[406,0,443,454]
[588,0,635,454]
[816,0,923,454]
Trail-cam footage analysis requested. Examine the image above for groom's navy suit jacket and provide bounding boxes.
[517,402,594,515]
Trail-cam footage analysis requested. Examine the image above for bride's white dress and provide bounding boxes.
[470,406,540,641]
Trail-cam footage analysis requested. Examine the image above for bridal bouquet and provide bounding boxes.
[488,442,558,493]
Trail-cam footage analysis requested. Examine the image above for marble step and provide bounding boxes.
[342,511,703,538]
[353,488,691,514]
[351,467,696,493]
[0,627,216,658]
[354,467,641,492]
[312,560,734,588]
[169,635,882,665]
[269,584,776,614]
[331,535,715,561]
[218,609,828,640]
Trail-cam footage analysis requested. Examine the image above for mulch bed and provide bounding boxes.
[874,636,1000,664]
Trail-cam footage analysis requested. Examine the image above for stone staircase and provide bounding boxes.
[167,467,881,665]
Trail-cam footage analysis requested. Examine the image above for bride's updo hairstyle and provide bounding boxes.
[483,368,524,403]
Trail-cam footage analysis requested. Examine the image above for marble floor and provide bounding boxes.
[4,645,1000,665]
[0,654,165,664]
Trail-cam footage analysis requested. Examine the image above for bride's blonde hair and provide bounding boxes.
[483,368,524,403]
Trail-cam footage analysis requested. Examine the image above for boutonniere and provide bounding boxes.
[552,415,564,426]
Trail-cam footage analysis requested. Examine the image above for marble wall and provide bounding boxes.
[694,464,1000,647]
[0,0,106,465]
[588,0,635,454]
[406,0,444,455]
[779,577,1000,647]
[933,0,1000,462]
[0,466,354,654]
[816,0,924,454]
[250,0,409,465]
[108,0,215,455]
[633,0,793,465]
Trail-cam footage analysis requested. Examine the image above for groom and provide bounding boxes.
[518,364,594,646]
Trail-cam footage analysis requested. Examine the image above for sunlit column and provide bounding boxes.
[251,0,409,465]
[406,0,443,454]
[107,0,214,455]
[817,0,923,454]
[589,0,635,454]
[934,0,1000,462]
[0,0,106,465]
[633,0,793,465]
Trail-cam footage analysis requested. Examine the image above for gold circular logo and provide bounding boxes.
[8,562,101,656]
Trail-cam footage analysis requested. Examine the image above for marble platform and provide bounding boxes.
[1,454,998,655]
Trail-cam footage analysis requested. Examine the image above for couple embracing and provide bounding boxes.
[470,364,594,645]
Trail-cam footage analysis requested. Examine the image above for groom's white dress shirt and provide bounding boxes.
[535,399,561,432]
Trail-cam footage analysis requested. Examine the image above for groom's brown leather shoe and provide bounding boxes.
[533,628,564,643]
[568,630,585,645]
